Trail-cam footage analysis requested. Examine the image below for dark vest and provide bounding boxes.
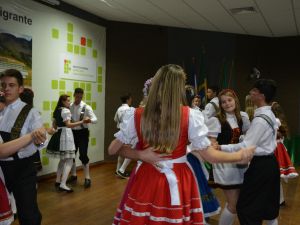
[216,116,243,145]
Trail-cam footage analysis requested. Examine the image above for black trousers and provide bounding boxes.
[0,155,42,225]
[72,128,90,165]
[237,155,280,225]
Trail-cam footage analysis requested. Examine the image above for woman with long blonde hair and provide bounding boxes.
[109,64,254,224]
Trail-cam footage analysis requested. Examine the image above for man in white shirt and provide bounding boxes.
[69,88,97,188]
[221,79,279,225]
[114,93,132,178]
[0,69,45,225]
[203,85,220,119]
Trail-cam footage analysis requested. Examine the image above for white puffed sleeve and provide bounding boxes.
[241,111,250,133]
[205,117,221,138]
[114,108,138,148]
[61,108,72,121]
[188,109,211,150]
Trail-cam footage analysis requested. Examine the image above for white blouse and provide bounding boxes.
[114,108,211,151]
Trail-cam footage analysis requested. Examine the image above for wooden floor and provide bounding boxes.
[12,162,300,225]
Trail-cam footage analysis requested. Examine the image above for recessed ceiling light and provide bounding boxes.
[230,6,257,15]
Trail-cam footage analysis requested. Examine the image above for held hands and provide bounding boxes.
[83,117,91,124]
[239,146,256,164]
[31,127,47,146]
[138,147,171,164]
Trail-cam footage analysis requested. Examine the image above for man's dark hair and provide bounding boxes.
[252,79,277,103]
[74,87,84,95]
[0,69,23,86]
[20,88,34,106]
[120,93,131,103]
[207,85,220,95]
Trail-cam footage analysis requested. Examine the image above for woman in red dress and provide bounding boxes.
[109,64,254,224]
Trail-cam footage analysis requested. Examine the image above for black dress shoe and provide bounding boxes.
[84,179,91,188]
[66,175,77,184]
[55,182,60,187]
[280,201,286,207]
[117,170,130,179]
[58,186,74,193]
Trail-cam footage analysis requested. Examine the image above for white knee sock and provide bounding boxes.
[218,205,235,225]
[116,156,123,172]
[70,159,77,176]
[56,159,65,183]
[60,159,73,189]
[266,219,278,225]
[279,183,284,204]
[83,163,90,179]
[119,158,131,173]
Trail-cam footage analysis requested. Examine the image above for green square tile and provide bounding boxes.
[86,101,91,106]
[97,66,102,75]
[67,23,73,32]
[97,84,102,93]
[92,49,97,58]
[80,83,85,90]
[43,101,50,111]
[86,83,91,91]
[91,137,96,146]
[92,102,96,110]
[86,93,91,101]
[43,122,50,128]
[42,156,49,166]
[51,80,58,89]
[52,28,59,39]
[80,47,86,56]
[74,45,80,54]
[59,91,65,96]
[41,149,46,155]
[59,80,66,90]
[67,43,73,53]
[87,39,92,47]
[73,82,79,89]
[97,76,102,83]
[67,33,73,42]
[67,91,72,97]
[51,101,57,110]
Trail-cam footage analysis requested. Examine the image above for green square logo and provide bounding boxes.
[59,80,66,90]
[74,45,80,54]
[86,93,91,101]
[67,43,73,53]
[97,66,102,75]
[91,137,96,146]
[98,84,102,93]
[87,39,92,48]
[80,47,86,56]
[86,83,91,91]
[67,33,73,42]
[52,28,59,39]
[43,101,50,111]
[92,102,97,110]
[67,23,73,32]
[51,80,58,89]
[97,76,102,84]
[92,49,97,58]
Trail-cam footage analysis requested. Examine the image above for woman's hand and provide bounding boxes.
[83,117,91,124]
[31,127,47,145]
[238,146,256,164]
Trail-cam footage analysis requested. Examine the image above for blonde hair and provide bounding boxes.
[245,94,256,121]
[217,89,242,124]
[271,102,289,138]
[141,64,186,153]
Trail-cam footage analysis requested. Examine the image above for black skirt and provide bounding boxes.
[237,154,280,220]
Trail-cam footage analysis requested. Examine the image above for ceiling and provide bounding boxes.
[60,0,300,37]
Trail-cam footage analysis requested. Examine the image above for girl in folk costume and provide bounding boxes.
[185,87,221,224]
[271,102,298,205]
[109,64,255,225]
[46,94,91,192]
[206,89,250,225]
[110,77,153,225]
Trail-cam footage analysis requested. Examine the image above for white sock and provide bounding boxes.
[60,159,73,189]
[56,159,65,183]
[83,163,90,179]
[70,159,77,176]
[218,206,235,225]
[279,183,284,204]
[116,156,123,172]
[119,158,131,173]
[266,219,278,225]
[9,193,17,214]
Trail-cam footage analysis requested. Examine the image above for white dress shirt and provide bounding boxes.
[221,106,278,156]
[0,98,43,160]
[114,104,131,129]
[70,101,97,130]
[203,97,219,119]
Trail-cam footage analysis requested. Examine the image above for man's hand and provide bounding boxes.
[138,147,171,164]
[83,117,91,124]
[239,146,256,164]
[32,127,47,145]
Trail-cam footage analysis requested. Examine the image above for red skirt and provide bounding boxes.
[119,162,204,225]
[274,142,298,179]
[0,179,13,224]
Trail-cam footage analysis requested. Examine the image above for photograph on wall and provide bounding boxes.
[0,29,32,86]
